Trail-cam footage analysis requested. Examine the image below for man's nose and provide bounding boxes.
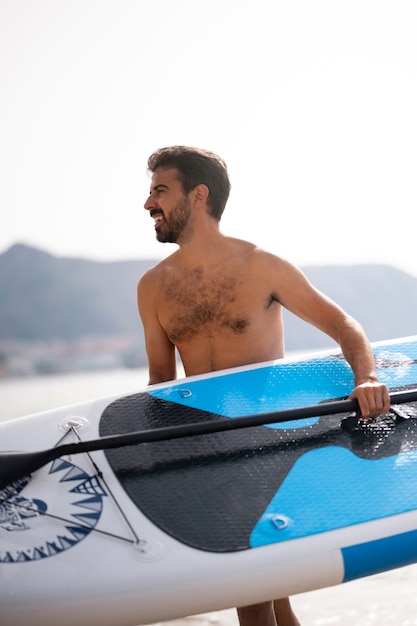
[144,195,155,211]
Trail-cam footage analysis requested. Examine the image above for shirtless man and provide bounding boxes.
[137,146,390,626]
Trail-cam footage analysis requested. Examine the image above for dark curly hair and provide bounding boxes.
[147,146,231,221]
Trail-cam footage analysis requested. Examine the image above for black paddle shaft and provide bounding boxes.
[1,389,416,491]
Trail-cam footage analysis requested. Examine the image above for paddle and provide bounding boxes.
[1,389,417,491]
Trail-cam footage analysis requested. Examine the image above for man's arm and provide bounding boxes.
[272,257,390,418]
[137,270,177,385]
[330,316,390,418]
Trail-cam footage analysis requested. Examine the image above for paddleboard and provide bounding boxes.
[1,335,417,625]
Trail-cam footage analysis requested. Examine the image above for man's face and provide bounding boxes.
[144,167,193,244]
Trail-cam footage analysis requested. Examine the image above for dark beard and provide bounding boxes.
[156,196,192,244]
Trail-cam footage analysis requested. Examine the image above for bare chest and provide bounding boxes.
[158,267,255,344]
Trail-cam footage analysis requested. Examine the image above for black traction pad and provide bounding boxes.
[99,387,417,552]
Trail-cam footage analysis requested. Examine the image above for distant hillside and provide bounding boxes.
[1,244,416,358]
[0,243,152,341]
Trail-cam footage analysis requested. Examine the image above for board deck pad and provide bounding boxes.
[100,340,417,553]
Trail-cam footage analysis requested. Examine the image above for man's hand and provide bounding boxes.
[349,381,391,419]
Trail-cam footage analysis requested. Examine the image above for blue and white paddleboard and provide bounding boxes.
[1,336,417,625]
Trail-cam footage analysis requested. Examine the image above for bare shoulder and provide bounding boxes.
[245,244,300,274]
[223,238,282,262]
[138,252,179,291]
[219,238,304,283]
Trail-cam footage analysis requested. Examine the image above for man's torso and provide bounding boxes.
[154,244,285,375]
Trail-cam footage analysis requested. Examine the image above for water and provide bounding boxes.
[0,367,150,422]
[2,370,417,625]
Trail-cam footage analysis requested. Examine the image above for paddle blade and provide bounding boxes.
[0,449,57,491]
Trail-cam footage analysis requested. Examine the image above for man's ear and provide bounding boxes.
[192,183,210,207]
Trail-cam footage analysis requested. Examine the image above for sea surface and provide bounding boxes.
[2,369,417,625]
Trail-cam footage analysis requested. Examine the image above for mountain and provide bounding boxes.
[1,243,416,371]
[0,243,150,341]
[0,244,154,373]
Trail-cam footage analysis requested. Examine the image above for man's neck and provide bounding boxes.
[176,220,225,267]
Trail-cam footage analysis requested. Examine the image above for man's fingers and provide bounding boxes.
[350,383,390,419]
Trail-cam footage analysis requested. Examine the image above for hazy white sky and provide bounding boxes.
[1,0,416,276]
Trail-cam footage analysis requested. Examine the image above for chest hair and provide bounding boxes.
[162,267,250,343]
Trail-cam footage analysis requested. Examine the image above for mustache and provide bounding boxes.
[150,209,164,218]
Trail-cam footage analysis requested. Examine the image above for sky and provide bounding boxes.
[1,0,417,276]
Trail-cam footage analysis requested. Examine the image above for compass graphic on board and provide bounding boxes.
[0,457,107,563]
